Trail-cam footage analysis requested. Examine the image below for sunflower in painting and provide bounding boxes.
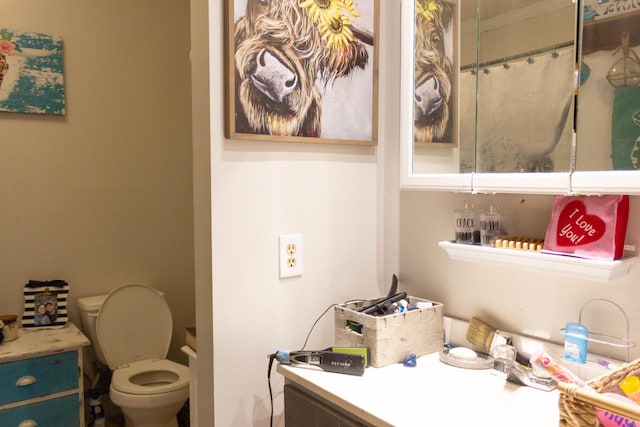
[416,0,442,22]
[299,0,362,50]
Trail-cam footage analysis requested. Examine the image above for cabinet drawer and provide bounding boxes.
[0,393,79,427]
[284,384,368,427]
[0,351,78,406]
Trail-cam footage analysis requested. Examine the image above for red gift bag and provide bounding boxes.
[542,195,629,261]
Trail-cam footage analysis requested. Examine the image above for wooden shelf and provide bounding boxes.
[438,241,637,283]
[582,10,640,55]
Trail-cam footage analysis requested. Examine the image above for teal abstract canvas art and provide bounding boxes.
[0,28,65,115]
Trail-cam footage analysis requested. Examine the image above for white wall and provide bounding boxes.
[204,0,401,424]
[0,0,194,365]
[400,192,640,363]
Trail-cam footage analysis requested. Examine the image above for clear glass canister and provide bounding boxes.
[480,205,508,247]
[454,203,478,245]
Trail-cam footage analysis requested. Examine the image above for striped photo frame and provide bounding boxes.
[23,280,69,328]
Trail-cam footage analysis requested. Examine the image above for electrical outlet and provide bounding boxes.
[279,234,303,278]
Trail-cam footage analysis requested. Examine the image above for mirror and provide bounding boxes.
[410,0,578,175]
[575,5,640,172]
[410,0,464,176]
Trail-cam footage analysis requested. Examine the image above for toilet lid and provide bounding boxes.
[96,284,172,370]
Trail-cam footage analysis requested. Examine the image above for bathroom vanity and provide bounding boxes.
[0,322,90,427]
[276,316,619,426]
[278,351,559,426]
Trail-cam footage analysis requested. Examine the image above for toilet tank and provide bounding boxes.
[77,294,109,366]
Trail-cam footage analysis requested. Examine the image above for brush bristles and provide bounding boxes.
[466,316,496,353]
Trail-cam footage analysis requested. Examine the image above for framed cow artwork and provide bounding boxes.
[413,0,459,148]
[224,0,379,145]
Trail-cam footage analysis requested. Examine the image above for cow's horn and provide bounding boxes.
[351,23,373,46]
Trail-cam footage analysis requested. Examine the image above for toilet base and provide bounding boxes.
[122,412,178,427]
[110,384,188,427]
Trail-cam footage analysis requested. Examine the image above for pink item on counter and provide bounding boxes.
[596,393,640,427]
[529,349,593,390]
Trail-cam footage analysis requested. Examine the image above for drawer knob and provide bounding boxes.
[18,420,38,427]
[16,375,36,387]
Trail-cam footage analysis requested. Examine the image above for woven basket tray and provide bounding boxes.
[559,358,640,426]
[334,296,443,368]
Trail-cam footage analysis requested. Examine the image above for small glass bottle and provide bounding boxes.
[454,203,478,245]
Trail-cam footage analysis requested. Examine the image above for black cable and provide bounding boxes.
[266,299,366,426]
[299,300,367,350]
[267,352,277,427]
[299,303,336,351]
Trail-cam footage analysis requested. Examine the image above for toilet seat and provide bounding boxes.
[96,284,173,370]
[111,359,189,395]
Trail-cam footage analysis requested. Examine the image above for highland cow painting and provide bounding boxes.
[225,0,378,145]
[413,0,458,147]
[0,28,65,115]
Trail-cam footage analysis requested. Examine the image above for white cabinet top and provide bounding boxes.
[277,351,559,427]
[0,322,90,363]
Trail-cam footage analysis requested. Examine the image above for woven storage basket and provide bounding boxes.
[334,296,443,368]
[559,358,640,426]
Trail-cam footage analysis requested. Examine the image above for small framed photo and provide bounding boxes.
[23,280,68,328]
[224,0,379,145]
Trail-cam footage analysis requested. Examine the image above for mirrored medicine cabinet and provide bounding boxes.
[400,0,640,194]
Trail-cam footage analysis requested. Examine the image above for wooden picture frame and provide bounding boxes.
[224,0,379,146]
[413,0,459,148]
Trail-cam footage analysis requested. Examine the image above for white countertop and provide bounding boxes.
[0,322,90,363]
[277,351,559,426]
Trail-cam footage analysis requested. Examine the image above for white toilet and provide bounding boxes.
[78,284,189,427]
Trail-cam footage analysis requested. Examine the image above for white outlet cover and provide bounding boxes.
[279,234,303,278]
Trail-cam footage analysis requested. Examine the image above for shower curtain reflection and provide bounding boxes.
[461,46,575,173]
